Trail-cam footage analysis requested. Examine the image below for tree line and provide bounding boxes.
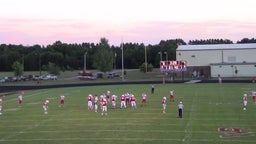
[0,37,255,73]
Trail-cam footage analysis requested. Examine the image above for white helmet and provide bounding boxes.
[244,94,247,97]
[46,100,49,103]
[0,99,2,102]
[180,101,182,104]
[163,97,166,100]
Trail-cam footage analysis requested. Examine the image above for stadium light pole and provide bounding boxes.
[158,51,162,61]
[121,43,124,81]
[84,52,87,72]
[164,51,168,61]
[144,46,147,73]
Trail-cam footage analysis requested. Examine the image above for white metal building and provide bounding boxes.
[176,43,256,77]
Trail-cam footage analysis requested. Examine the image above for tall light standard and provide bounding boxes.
[158,51,162,61]
[144,46,147,73]
[121,43,124,81]
[114,52,117,70]
[164,51,168,61]
[84,52,87,72]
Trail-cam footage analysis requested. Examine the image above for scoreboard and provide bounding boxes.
[160,60,187,72]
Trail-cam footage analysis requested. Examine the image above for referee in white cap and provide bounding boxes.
[178,101,184,118]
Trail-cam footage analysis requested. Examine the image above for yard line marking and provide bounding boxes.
[4,89,53,102]
[0,138,255,143]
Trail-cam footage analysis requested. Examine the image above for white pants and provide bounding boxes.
[244,101,247,106]
[102,106,107,112]
[121,101,126,108]
[112,101,116,107]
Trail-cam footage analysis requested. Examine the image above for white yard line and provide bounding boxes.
[0,137,255,143]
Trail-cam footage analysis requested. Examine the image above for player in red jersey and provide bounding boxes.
[94,96,99,113]
[162,96,167,113]
[106,90,111,102]
[43,100,49,114]
[243,94,248,110]
[0,99,3,115]
[120,94,126,109]
[130,94,137,110]
[101,98,108,116]
[111,94,117,108]
[87,94,93,110]
[59,94,65,107]
[252,91,256,103]
[125,92,131,105]
[170,90,175,102]
[141,93,147,107]
[18,93,23,106]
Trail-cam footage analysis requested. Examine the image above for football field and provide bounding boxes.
[0,83,256,144]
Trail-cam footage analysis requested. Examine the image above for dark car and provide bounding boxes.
[96,72,104,79]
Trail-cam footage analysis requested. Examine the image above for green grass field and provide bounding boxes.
[0,83,256,144]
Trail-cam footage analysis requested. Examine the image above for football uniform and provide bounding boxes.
[120,95,126,108]
[141,93,147,104]
[130,95,136,109]
[111,95,117,108]
[170,90,174,101]
[0,99,2,114]
[162,97,166,113]
[87,95,93,110]
[43,100,49,114]
[18,95,23,105]
[60,95,65,106]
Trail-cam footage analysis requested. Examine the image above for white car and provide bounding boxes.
[0,77,5,83]
[44,74,57,80]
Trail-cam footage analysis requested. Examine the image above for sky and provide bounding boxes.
[0,0,256,46]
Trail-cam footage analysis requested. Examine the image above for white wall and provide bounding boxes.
[211,64,256,77]
[177,49,256,66]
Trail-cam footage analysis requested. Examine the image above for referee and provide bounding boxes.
[178,101,184,118]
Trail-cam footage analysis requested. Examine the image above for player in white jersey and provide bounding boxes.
[87,94,93,110]
[170,90,175,102]
[101,98,108,116]
[162,97,167,113]
[94,96,99,113]
[130,94,137,110]
[111,94,117,108]
[120,95,126,109]
[141,93,147,107]
[106,90,111,102]
[59,94,65,107]
[0,99,3,115]
[243,94,248,110]
[18,94,23,106]
[43,100,49,114]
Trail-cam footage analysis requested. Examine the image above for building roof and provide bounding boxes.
[177,43,256,51]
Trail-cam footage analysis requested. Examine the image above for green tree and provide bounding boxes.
[139,62,153,73]
[93,38,113,73]
[47,62,60,75]
[12,61,24,77]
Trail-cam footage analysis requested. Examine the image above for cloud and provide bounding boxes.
[0,18,256,46]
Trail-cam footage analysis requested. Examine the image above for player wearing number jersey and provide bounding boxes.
[162,97,167,113]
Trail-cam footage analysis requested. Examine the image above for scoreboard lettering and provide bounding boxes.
[160,60,187,72]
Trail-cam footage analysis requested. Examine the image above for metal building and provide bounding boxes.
[176,43,256,78]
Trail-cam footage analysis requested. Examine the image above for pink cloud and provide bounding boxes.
[0,18,256,46]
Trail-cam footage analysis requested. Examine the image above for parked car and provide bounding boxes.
[96,72,104,79]
[78,71,96,80]
[43,74,57,80]
[107,72,119,79]
[0,77,5,83]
